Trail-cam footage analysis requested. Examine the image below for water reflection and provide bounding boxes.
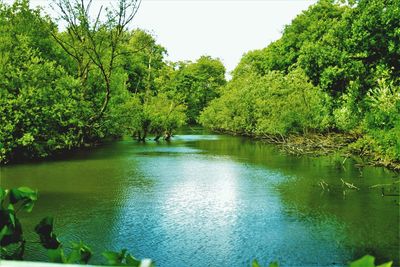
[159,160,239,265]
[0,131,399,266]
[188,134,399,265]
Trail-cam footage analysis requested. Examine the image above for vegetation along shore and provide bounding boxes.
[199,0,400,171]
[1,0,399,170]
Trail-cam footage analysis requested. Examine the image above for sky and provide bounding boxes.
[131,0,317,73]
[8,0,317,74]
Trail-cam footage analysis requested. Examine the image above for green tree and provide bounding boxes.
[122,29,167,96]
[200,69,331,136]
[0,0,143,163]
[0,1,90,163]
[201,0,400,166]
[166,56,226,123]
[51,0,141,125]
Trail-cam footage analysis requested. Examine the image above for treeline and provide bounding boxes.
[200,0,400,165]
[0,0,226,163]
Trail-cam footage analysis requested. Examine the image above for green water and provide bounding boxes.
[1,129,399,266]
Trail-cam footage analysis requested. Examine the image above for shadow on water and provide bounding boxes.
[0,129,399,266]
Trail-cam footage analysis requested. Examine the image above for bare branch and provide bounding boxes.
[50,31,79,61]
[51,0,141,123]
[93,5,103,31]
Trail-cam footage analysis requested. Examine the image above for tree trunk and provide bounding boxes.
[164,131,171,141]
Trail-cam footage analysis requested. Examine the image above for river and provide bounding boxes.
[1,129,399,266]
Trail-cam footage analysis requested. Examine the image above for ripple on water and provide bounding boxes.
[1,133,399,266]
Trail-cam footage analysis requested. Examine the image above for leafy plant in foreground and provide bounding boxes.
[0,186,144,266]
[252,259,279,267]
[0,187,37,259]
[348,255,392,267]
[252,255,392,267]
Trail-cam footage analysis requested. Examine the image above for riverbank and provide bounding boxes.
[266,133,400,171]
[211,129,400,171]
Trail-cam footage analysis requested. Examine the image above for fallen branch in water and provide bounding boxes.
[318,179,330,191]
[341,178,360,190]
[369,180,400,189]
[381,187,400,197]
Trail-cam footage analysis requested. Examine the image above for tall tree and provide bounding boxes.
[51,0,141,124]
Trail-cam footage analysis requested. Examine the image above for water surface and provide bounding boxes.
[1,129,399,266]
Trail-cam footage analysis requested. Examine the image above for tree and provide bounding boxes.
[51,0,141,125]
[0,0,90,163]
[122,29,167,96]
[200,69,331,136]
[200,0,400,165]
[165,56,226,123]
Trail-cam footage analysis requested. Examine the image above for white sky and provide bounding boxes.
[133,0,317,74]
[7,0,317,74]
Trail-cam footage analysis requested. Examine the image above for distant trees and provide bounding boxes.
[112,35,225,140]
[164,56,226,124]
[200,69,331,135]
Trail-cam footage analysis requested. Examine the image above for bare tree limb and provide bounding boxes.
[51,0,141,125]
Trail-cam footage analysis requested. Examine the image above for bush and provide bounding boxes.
[333,81,363,131]
[353,79,400,162]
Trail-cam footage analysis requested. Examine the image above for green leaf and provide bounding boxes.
[48,248,65,263]
[102,249,127,265]
[126,253,141,267]
[0,226,12,242]
[9,187,37,203]
[8,211,15,227]
[377,262,393,267]
[35,217,54,236]
[252,259,261,267]
[0,211,23,247]
[66,249,81,264]
[102,250,123,265]
[269,262,279,267]
[9,187,37,212]
[35,217,61,249]
[0,188,6,206]
[21,200,35,213]
[349,255,376,267]
[67,242,92,264]
[7,204,14,212]
[0,247,8,258]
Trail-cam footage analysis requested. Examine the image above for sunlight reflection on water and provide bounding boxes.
[1,133,398,266]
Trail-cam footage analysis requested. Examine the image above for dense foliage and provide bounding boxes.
[0,0,225,163]
[0,0,87,162]
[252,255,393,267]
[163,56,226,124]
[1,0,398,265]
[200,0,400,165]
